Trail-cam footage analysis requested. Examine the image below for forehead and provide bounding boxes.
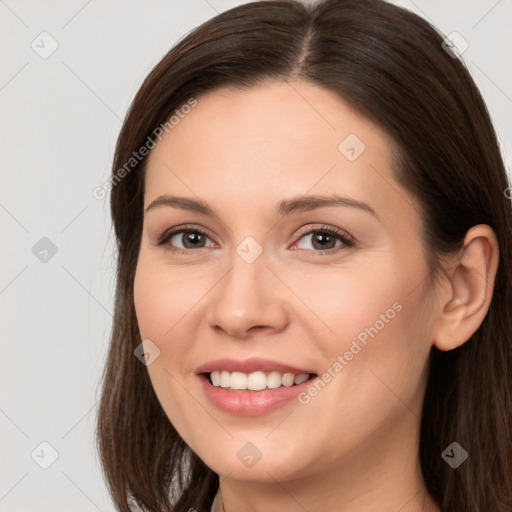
[144,80,417,228]
[148,81,382,164]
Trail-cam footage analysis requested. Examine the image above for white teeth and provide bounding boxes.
[247,371,267,390]
[209,370,311,390]
[281,373,295,387]
[266,371,282,389]
[210,371,221,386]
[230,372,247,390]
[220,370,230,388]
[294,373,310,385]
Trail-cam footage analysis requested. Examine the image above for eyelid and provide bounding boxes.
[294,224,355,244]
[155,223,214,246]
[291,224,356,254]
[155,223,356,254]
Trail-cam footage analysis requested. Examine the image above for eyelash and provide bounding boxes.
[155,224,356,256]
[156,225,356,255]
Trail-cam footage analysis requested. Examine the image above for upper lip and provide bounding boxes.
[195,357,316,375]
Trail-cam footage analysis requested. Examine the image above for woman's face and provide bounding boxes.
[134,80,439,482]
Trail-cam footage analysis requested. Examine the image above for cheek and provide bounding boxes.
[134,269,167,340]
[298,255,433,411]
[133,260,205,439]
[133,256,210,390]
[335,283,434,426]
[284,258,406,346]
[133,257,203,341]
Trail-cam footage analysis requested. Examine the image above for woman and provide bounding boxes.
[96,0,512,511]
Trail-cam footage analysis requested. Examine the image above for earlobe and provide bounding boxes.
[432,224,499,352]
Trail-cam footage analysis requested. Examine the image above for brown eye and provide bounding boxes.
[171,231,209,249]
[157,225,215,251]
[293,226,355,254]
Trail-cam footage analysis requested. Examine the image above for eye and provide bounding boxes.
[291,225,355,254]
[156,223,355,255]
[156,225,215,252]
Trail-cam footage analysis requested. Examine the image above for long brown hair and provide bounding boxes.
[96,0,512,510]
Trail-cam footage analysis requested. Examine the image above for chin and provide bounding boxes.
[193,439,310,483]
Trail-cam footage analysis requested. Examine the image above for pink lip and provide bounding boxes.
[197,373,317,416]
[195,357,318,416]
[195,357,315,375]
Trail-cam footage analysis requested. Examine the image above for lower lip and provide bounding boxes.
[198,374,316,416]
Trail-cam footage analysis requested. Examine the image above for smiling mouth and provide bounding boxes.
[204,370,318,391]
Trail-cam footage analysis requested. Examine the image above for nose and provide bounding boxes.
[206,248,289,339]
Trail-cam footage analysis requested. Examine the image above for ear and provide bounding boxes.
[432,224,499,351]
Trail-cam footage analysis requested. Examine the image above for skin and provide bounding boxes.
[133,80,499,512]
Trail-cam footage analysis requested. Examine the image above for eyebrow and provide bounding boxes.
[144,194,379,220]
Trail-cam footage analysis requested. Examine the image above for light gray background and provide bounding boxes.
[1,0,511,510]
